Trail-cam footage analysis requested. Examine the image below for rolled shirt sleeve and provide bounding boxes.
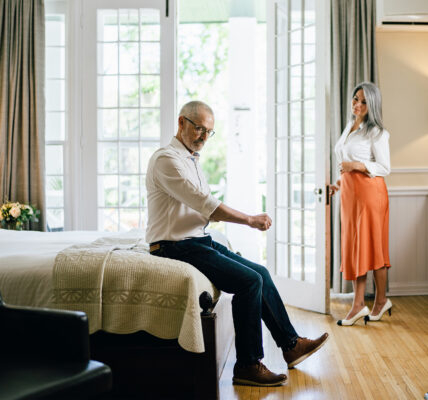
[363,130,391,178]
[154,155,221,219]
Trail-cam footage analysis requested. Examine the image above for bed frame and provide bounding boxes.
[89,291,234,400]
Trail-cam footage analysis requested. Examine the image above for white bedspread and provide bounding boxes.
[0,229,221,353]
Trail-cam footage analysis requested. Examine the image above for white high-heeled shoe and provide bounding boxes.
[337,306,370,326]
[364,299,392,322]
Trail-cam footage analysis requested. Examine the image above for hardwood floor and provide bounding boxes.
[219,295,428,400]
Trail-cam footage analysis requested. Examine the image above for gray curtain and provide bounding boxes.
[330,0,378,293]
[0,0,46,231]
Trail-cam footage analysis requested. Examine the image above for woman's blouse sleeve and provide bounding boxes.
[362,130,391,178]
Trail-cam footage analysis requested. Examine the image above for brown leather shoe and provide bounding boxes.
[283,333,329,368]
[233,361,287,387]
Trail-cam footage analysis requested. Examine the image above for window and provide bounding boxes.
[45,6,66,231]
[96,8,162,231]
[273,0,317,282]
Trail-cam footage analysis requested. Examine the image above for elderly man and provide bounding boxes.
[146,101,328,386]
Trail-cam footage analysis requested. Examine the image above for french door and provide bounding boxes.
[267,0,330,313]
[80,0,175,231]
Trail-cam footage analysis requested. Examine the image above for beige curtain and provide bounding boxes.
[330,0,378,293]
[0,0,46,231]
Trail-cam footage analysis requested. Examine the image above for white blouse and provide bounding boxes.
[334,122,391,178]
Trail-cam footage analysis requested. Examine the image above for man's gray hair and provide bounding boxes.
[179,101,214,120]
[349,82,384,139]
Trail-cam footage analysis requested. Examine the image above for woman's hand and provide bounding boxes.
[339,161,368,174]
[330,179,341,196]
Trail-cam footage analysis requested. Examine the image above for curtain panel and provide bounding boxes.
[0,0,46,231]
[330,0,378,293]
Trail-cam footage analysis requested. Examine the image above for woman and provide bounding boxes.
[331,82,392,326]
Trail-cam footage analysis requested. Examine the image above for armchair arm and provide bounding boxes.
[0,293,90,363]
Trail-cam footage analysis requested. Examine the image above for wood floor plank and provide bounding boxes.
[219,295,428,400]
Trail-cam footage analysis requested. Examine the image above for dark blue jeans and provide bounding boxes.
[150,235,298,364]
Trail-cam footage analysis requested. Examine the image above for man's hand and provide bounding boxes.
[248,214,272,231]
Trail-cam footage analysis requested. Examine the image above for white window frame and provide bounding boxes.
[62,0,176,230]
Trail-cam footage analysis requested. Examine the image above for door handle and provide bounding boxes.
[314,188,322,195]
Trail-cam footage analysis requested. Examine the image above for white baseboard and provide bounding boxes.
[387,282,428,296]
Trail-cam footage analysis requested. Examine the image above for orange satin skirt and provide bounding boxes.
[340,171,391,280]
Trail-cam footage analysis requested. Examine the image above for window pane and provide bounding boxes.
[291,173,301,209]
[46,16,65,46]
[46,176,64,207]
[276,68,287,104]
[119,143,139,173]
[120,42,139,74]
[290,65,301,100]
[98,143,118,173]
[98,109,118,139]
[120,175,140,207]
[46,80,65,111]
[140,175,148,207]
[304,26,315,62]
[119,9,139,41]
[304,0,315,25]
[140,9,160,41]
[120,109,139,138]
[291,0,302,30]
[46,112,65,141]
[290,245,302,280]
[276,34,287,70]
[289,101,301,136]
[119,75,139,107]
[98,175,118,207]
[304,99,315,136]
[304,62,315,99]
[46,145,63,174]
[140,109,160,138]
[120,208,140,231]
[98,10,118,42]
[290,209,302,243]
[99,208,119,231]
[290,29,301,65]
[304,210,315,246]
[140,75,160,107]
[276,138,288,173]
[304,173,315,209]
[290,139,301,172]
[140,144,158,174]
[304,137,315,172]
[47,208,64,230]
[276,207,288,243]
[98,76,118,107]
[276,103,287,138]
[304,246,316,283]
[276,173,288,208]
[98,43,118,75]
[46,47,65,79]
[276,242,288,277]
[140,42,160,74]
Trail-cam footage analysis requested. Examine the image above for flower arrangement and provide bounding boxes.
[0,201,40,230]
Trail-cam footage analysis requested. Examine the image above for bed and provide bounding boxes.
[0,228,234,399]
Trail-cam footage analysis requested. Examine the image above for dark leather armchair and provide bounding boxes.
[0,292,112,400]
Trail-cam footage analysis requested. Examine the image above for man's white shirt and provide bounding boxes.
[145,137,221,243]
[334,122,391,178]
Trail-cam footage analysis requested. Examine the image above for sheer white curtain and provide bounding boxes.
[330,0,378,293]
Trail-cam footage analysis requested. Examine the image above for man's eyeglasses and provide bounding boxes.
[183,116,215,138]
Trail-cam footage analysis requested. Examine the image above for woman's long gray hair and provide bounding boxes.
[349,82,384,139]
